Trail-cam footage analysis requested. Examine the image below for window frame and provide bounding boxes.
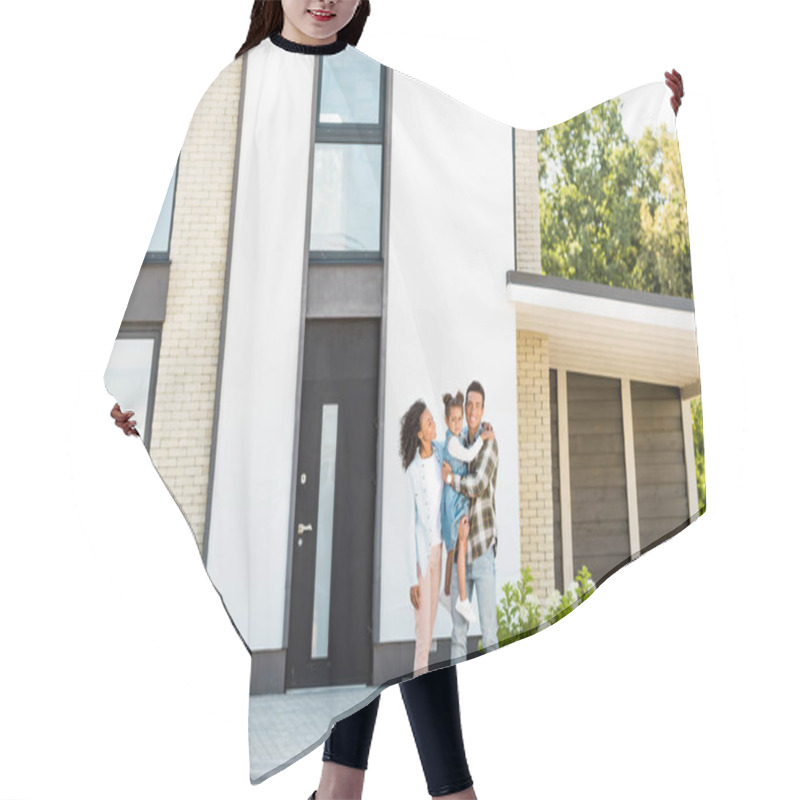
[143,158,180,264]
[309,56,387,264]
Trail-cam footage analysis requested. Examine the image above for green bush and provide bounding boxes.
[478,565,595,652]
[495,565,542,647]
[691,397,706,514]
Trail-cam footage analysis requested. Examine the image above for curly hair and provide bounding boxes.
[442,390,464,420]
[236,0,371,59]
[399,400,427,471]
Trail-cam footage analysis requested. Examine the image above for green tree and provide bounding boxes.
[636,125,693,298]
[538,99,641,287]
[538,101,692,299]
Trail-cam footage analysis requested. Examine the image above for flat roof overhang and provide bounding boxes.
[507,271,701,394]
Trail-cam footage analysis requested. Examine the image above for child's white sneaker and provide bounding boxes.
[455,597,478,625]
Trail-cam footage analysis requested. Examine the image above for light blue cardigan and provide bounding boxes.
[405,441,446,588]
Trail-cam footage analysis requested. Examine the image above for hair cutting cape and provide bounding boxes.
[105,34,703,783]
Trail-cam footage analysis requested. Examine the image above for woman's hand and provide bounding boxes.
[482,421,493,433]
[410,584,421,610]
[665,69,684,115]
[111,403,139,437]
[480,428,495,441]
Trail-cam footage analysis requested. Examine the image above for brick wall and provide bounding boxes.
[514,129,542,274]
[515,330,555,603]
[149,59,242,554]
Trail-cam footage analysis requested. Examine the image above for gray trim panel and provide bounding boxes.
[121,262,169,324]
[507,270,695,312]
[306,264,383,318]
[250,650,287,695]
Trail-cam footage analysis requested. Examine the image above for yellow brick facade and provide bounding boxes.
[149,60,242,554]
[514,129,542,275]
[515,330,555,603]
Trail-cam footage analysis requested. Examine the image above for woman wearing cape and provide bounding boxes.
[107,1,690,795]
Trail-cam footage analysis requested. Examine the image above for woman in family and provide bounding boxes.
[401,400,448,673]
[439,392,494,626]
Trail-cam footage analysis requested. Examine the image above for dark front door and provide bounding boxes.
[286,318,380,689]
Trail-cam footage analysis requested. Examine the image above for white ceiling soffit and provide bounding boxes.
[507,275,701,389]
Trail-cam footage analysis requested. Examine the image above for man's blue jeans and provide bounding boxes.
[450,546,498,660]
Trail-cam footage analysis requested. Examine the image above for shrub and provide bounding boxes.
[478,565,595,651]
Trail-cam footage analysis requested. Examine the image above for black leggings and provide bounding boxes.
[322,665,473,797]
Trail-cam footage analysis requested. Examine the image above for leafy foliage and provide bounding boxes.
[538,100,692,298]
[495,565,542,647]
[636,126,693,297]
[479,565,596,651]
[543,565,596,627]
[691,397,706,512]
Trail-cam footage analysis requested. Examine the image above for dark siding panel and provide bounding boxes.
[631,381,690,551]
[567,373,629,585]
[550,370,563,593]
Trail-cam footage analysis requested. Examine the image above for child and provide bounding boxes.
[439,391,494,625]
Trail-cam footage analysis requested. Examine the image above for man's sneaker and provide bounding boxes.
[455,597,478,625]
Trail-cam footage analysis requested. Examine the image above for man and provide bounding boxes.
[441,380,499,659]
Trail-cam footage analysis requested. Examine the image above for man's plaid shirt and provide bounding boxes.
[453,428,499,563]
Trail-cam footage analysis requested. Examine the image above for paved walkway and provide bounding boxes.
[249,684,381,783]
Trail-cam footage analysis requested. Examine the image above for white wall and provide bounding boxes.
[380,71,520,643]
[206,42,316,650]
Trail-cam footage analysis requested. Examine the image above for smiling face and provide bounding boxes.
[417,408,437,450]
[465,390,484,436]
[446,405,463,437]
[281,0,361,45]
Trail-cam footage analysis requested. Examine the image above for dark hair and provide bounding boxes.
[400,400,427,471]
[442,391,464,420]
[236,0,372,59]
[465,380,485,407]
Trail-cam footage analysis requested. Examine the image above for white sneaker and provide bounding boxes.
[455,597,478,625]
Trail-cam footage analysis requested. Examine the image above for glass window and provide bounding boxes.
[319,48,381,125]
[310,144,382,252]
[311,403,339,659]
[104,336,157,445]
[147,162,178,257]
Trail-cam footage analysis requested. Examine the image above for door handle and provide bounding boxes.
[297,523,313,535]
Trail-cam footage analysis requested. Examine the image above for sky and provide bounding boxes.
[1,1,797,799]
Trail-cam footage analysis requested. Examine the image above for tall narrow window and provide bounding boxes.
[310,144,382,251]
[310,49,385,262]
[319,49,381,124]
[145,161,178,260]
[311,404,339,659]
